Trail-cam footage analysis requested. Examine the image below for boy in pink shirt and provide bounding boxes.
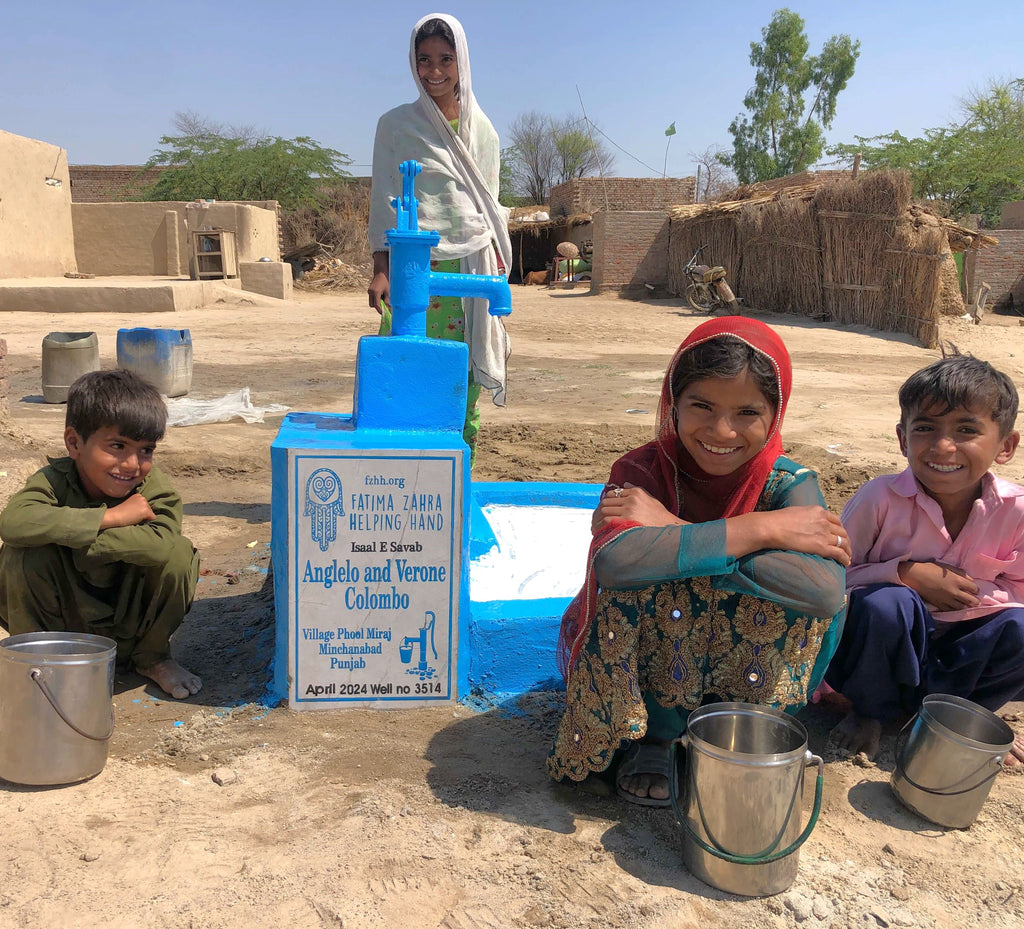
[826,353,1024,765]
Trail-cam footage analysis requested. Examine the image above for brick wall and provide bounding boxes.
[69,165,170,202]
[966,230,1024,308]
[591,211,671,295]
[1000,202,1024,230]
[550,177,695,217]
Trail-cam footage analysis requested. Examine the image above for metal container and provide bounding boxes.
[892,693,1013,828]
[41,331,100,403]
[0,632,116,785]
[673,702,824,897]
[116,327,193,398]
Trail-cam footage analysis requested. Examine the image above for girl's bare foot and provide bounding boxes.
[616,739,672,806]
[136,659,202,699]
[830,710,882,759]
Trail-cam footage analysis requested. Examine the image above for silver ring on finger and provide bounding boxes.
[613,488,623,497]
[836,535,843,548]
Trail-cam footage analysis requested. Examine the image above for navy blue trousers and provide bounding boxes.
[825,583,1024,720]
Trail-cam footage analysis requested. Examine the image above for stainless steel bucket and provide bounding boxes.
[672,702,824,897]
[892,693,1013,828]
[0,632,116,785]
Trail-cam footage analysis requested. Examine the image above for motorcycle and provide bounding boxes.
[682,244,739,314]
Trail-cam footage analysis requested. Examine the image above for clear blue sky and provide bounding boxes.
[2,0,1021,180]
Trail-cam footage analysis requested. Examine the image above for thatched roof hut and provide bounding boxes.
[508,207,592,237]
[667,170,997,347]
[507,206,592,283]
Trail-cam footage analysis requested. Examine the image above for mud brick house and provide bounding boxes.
[512,176,697,295]
[1,128,290,305]
[967,200,1024,311]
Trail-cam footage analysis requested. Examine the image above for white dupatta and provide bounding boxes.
[369,12,512,405]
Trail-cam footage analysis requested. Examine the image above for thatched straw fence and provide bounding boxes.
[668,170,995,347]
[667,206,741,299]
[739,196,822,315]
[815,171,918,333]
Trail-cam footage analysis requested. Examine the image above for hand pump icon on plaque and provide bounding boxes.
[400,612,438,680]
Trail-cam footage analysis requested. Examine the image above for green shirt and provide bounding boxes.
[0,457,187,578]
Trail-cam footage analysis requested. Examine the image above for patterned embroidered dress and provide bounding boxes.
[547,458,846,783]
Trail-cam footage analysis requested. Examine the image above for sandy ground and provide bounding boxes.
[1,284,1023,929]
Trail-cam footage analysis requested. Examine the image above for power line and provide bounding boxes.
[576,86,609,212]
[585,121,663,177]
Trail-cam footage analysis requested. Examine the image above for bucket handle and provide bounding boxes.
[30,668,115,742]
[670,737,824,866]
[894,716,1004,797]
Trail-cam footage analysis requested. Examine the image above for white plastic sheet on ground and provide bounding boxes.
[470,504,591,600]
[165,387,289,427]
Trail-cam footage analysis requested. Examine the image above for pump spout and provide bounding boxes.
[429,270,512,317]
[385,159,512,335]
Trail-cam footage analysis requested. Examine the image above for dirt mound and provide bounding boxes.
[2,289,1024,929]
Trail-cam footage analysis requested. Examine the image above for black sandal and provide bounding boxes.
[615,740,672,807]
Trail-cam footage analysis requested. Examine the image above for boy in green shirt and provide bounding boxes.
[0,369,201,699]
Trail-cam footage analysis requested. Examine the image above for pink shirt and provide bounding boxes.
[842,467,1024,623]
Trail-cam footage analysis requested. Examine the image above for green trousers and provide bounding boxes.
[0,536,199,670]
[643,691,691,741]
[378,257,482,464]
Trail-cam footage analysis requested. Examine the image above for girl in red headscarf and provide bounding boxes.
[547,317,850,806]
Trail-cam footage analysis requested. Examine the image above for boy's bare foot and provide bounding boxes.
[136,659,202,699]
[830,710,882,759]
[1003,733,1024,770]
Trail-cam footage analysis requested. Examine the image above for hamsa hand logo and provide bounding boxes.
[304,468,344,552]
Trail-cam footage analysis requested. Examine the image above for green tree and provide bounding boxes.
[498,147,530,208]
[553,126,599,183]
[726,9,859,183]
[142,112,351,210]
[830,79,1024,224]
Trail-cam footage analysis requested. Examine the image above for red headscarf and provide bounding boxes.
[556,316,793,677]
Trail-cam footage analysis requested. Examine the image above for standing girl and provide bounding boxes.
[547,317,849,806]
[368,13,511,463]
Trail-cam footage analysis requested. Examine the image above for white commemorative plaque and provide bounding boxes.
[288,449,463,707]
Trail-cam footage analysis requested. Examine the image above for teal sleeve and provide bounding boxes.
[594,520,731,589]
[593,462,846,619]
[712,466,847,617]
